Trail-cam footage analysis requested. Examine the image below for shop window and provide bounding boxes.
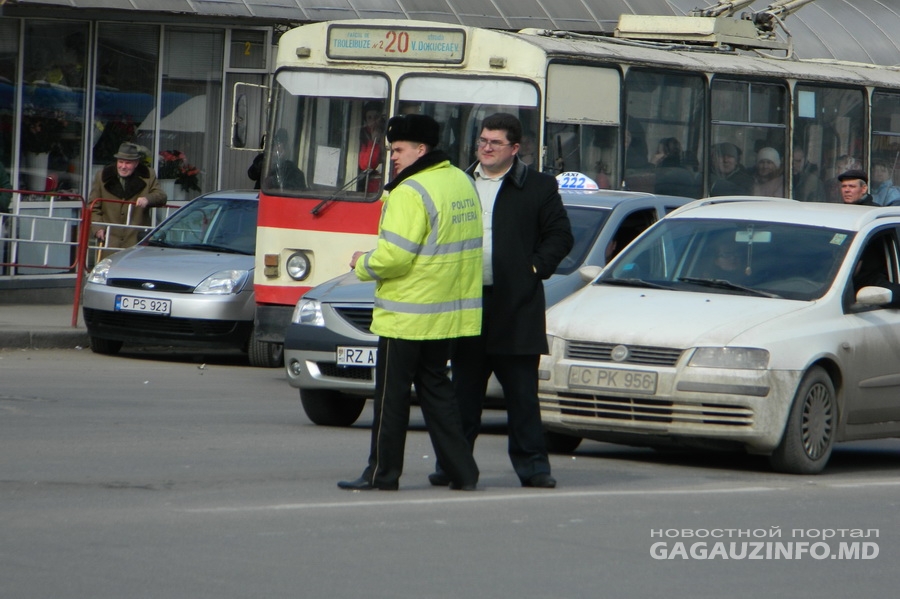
[93,24,160,170]
[20,20,89,193]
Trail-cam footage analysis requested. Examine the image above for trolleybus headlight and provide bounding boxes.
[286,251,311,281]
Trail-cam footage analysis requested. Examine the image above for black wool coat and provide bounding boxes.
[466,158,573,355]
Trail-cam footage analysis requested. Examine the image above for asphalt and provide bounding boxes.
[0,303,90,350]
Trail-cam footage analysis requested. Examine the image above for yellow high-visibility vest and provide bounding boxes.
[355,160,483,340]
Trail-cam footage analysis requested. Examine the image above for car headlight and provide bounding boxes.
[688,347,769,370]
[286,251,311,281]
[194,270,249,295]
[87,258,112,285]
[291,298,324,326]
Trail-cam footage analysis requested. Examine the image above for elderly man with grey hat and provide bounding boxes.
[90,142,167,253]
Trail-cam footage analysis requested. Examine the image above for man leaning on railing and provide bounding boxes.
[90,142,166,256]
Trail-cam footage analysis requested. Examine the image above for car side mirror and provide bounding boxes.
[856,286,893,306]
[579,265,603,283]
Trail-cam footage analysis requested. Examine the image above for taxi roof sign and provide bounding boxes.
[556,172,599,190]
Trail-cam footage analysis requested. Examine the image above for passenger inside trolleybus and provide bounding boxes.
[357,101,384,193]
[709,142,753,196]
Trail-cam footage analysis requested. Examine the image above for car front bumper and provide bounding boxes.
[283,302,377,396]
[82,283,254,349]
[538,352,802,453]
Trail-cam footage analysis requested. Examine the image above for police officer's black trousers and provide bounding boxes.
[362,336,479,488]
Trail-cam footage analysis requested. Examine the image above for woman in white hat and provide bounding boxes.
[752,147,785,198]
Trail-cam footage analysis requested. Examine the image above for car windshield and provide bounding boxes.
[599,218,854,301]
[555,205,611,275]
[146,198,257,255]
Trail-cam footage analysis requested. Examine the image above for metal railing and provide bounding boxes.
[1,188,186,327]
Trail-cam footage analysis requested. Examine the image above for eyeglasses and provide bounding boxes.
[476,137,512,149]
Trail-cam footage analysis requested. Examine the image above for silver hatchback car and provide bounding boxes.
[82,190,281,367]
[284,183,694,426]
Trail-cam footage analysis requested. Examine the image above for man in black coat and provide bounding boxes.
[430,113,573,488]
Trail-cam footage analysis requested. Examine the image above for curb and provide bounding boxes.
[0,330,91,350]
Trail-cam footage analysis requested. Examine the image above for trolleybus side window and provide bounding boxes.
[710,79,787,198]
[870,91,900,202]
[624,69,705,198]
[546,64,619,184]
[794,84,865,204]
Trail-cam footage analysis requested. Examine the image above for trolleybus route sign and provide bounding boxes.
[327,25,466,64]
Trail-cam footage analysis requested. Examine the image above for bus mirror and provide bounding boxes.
[232,94,248,148]
[230,81,269,151]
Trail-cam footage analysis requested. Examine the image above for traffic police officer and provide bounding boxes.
[338,113,483,491]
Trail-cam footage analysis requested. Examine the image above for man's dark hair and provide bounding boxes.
[482,113,522,145]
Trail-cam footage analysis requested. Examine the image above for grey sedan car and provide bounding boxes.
[284,183,693,426]
[82,190,282,367]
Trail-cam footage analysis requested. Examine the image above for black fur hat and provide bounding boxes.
[385,114,439,147]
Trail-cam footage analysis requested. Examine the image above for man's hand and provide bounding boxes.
[350,251,366,270]
[135,196,149,208]
[94,229,106,242]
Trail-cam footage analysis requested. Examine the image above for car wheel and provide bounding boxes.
[544,430,582,454]
[769,366,836,474]
[248,336,283,368]
[90,336,123,355]
[300,389,366,427]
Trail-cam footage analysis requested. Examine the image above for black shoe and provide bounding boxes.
[449,480,477,491]
[337,476,398,491]
[522,473,556,488]
[428,471,451,487]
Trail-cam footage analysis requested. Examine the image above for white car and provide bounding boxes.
[539,197,900,473]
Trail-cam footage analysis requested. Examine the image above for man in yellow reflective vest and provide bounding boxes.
[338,114,482,491]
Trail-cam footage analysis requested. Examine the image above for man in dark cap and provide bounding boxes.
[337,113,482,491]
[90,142,167,253]
[838,169,876,206]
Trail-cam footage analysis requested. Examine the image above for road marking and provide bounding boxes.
[176,485,772,514]
[180,478,900,514]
